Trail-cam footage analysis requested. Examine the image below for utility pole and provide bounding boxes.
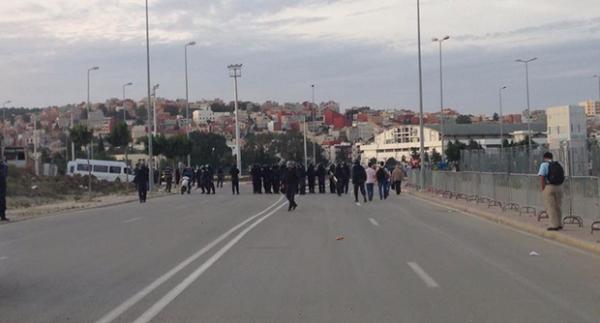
[303,115,308,170]
[228,64,243,174]
[145,0,154,192]
[33,114,39,176]
[311,84,316,164]
[152,84,159,136]
[499,86,507,145]
[432,36,450,160]
[516,57,537,172]
[416,0,426,189]
[122,82,132,186]
[184,41,196,167]
[1,100,10,160]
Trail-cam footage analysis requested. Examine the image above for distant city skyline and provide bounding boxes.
[1,1,599,114]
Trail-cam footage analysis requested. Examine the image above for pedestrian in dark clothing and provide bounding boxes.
[208,166,216,194]
[342,162,351,194]
[297,164,307,195]
[175,167,181,187]
[272,164,281,194]
[262,165,272,194]
[316,164,326,194]
[282,161,299,211]
[251,164,263,194]
[196,167,204,193]
[328,164,337,194]
[334,163,345,197]
[216,167,225,188]
[307,163,316,194]
[230,165,240,195]
[134,161,149,203]
[163,166,173,193]
[352,160,368,203]
[0,160,8,221]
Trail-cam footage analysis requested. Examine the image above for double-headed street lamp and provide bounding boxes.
[499,86,507,145]
[432,35,450,160]
[515,57,537,156]
[228,64,243,174]
[184,41,196,166]
[2,100,11,160]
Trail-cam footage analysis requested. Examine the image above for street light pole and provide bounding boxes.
[152,84,159,136]
[594,75,600,102]
[122,82,133,119]
[145,0,154,192]
[228,64,243,174]
[87,66,99,161]
[303,115,308,170]
[311,84,316,164]
[184,41,196,167]
[499,86,507,146]
[432,36,449,160]
[515,58,537,151]
[416,0,426,189]
[2,100,10,160]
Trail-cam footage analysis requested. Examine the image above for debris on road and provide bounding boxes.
[529,251,540,256]
[336,236,345,241]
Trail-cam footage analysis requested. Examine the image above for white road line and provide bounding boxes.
[408,262,439,288]
[0,256,7,261]
[123,217,142,224]
[369,218,379,226]
[95,196,284,323]
[133,202,287,323]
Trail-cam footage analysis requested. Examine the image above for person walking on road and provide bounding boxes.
[351,160,368,204]
[328,164,337,194]
[134,160,149,203]
[0,159,9,221]
[182,165,194,195]
[230,164,240,195]
[307,163,316,194]
[538,152,565,231]
[297,163,307,195]
[174,165,181,188]
[216,167,225,188]
[334,163,345,197]
[365,162,376,202]
[272,164,281,194]
[163,165,173,193]
[316,163,326,194]
[282,161,299,211]
[251,164,262,194]
[391,164,405,195]
[342,162,351,194]
[376,162,390,200]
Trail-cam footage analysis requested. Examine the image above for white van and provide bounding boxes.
[67,159,132,182]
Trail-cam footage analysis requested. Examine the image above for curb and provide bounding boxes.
[408,190,600,256]
[1,192,173,225]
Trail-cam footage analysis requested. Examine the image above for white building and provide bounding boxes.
[346,122,375,142]
[579,100,600,116]
[547,105,587,175]
[358,123,546,165]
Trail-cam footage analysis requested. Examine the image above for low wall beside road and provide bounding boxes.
[408,170,600,223]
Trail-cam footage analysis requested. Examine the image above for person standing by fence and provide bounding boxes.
[538,152,565,231]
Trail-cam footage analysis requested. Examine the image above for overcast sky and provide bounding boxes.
[1,0,600,114]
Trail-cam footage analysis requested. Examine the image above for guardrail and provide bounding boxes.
[407,170,600,234]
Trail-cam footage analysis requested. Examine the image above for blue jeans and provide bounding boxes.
[366,183,374,201]
[378,181,386,200]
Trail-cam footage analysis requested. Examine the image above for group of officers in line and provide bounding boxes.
[132,159,407,211]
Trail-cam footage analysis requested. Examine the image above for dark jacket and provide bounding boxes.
[283,167,299,187]
[352,164,367,184]
[230,167,240,181]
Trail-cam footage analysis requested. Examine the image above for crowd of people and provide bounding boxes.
[131,159,410,211]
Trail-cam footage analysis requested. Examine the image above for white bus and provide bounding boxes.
[67,159,132,182]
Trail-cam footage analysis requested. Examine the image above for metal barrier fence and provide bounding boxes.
[407,170,600,233]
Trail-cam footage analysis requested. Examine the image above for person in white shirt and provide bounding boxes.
[365,162,377,202]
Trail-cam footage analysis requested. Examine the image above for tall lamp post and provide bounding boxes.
[416,0,426,189]
[122,81,133,185]
[87,66,99,160]
[145,0,154,192]
[432,35,450,160]
[594,75,600,102]
[515,58,537,151]
[311,84,316,164]
[228,64,243,174]
[152,84,159,136]
[499,86,507,145]
[2,100,11,160]
[184,41,196,166]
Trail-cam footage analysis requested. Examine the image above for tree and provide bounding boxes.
[190,132,233,167]
[108,121,131,150]
[445,140,467,162]
[456,115,472,124]
[467,139,482,150]
[492,113,499,121]
[69,124,93,154]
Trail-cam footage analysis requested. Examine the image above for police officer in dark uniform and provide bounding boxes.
[317,163,326,194]
[0,159,8,221]
[230,164,240,195]
[328,164,337,194]
[282,161,299,211]
[307,163,316,194]
[134,160,149,203]
[262,165,272,194]
[272,164,281,194]
[297,163,306,195]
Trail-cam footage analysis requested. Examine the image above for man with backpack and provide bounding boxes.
[538,152,564,231]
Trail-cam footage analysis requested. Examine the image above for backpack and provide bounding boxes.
[376,168,385,181]
[547,161,565,185]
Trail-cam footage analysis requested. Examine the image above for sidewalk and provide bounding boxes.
[405,186,600,255]
[2,191,171,224]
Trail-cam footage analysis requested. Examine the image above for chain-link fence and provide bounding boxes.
[459,143,590,176]
[407,170,600,232]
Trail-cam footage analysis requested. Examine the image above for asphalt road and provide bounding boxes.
[1,184,599,323]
